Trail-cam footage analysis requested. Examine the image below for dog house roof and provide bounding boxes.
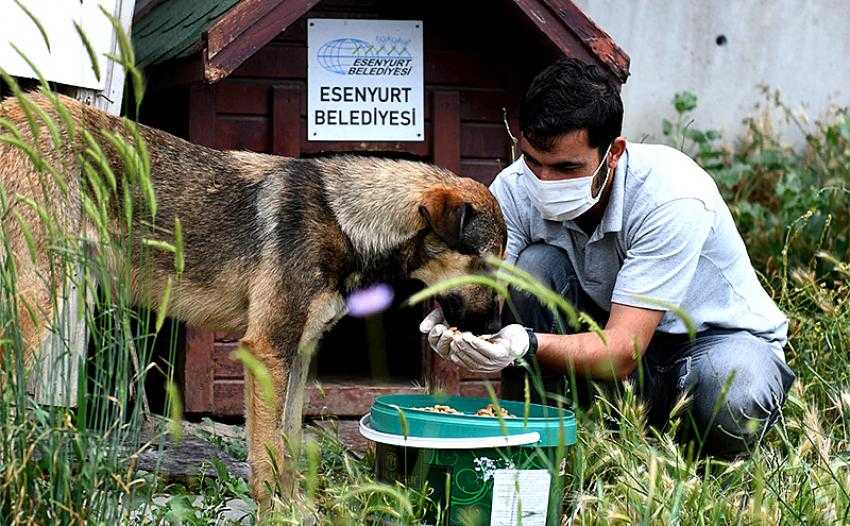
[132,0,629,83]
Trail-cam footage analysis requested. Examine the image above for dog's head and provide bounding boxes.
[412,177,507,334]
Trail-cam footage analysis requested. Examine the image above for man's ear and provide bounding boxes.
[609,136,627,168]
[419,188,472,249]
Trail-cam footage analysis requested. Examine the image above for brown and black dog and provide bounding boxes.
[0,93,506,506]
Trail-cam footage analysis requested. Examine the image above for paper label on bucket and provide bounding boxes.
[490,469,551,526]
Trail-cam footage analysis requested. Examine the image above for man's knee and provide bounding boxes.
[687,376,776,457]
[506,244,576,331]
[680,337,795,457]
[514,243,574,291]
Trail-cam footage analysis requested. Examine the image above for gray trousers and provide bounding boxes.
[500,243,796,458]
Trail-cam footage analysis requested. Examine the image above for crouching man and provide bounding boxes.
[421,58,795,458]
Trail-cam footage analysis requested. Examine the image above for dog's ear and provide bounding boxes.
[419,188,472,249]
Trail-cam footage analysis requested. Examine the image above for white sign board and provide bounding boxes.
[490,469,552,526]
[307,18,424,142]
[0,0,116,90]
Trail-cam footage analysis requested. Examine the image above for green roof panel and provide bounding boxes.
[133,0,240,68]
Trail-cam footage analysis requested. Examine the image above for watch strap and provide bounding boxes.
[523,327,538,362]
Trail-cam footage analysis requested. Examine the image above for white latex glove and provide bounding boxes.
[449,325,530,374]
[419,308,454,360]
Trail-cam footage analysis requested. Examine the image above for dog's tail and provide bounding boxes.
[0,93,109,368]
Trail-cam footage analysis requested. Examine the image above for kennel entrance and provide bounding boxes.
[132,0,628,422]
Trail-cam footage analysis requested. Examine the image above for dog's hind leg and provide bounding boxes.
[7,264,55,377]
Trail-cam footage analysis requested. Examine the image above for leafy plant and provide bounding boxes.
[661,90,850,281]
[661,91,726,171]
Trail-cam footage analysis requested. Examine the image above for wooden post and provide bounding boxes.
[272,84,302,157]
[28,254,92,406]
[183,329,215,413]
[428,89,463,395]
[181,81,217,413]
[188,83,216,148]
[28,0,136,406]
[433,90,462,173]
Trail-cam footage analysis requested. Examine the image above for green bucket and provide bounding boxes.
[360,394,576,526]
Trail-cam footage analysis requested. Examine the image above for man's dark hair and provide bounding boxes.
[520,58,623,154]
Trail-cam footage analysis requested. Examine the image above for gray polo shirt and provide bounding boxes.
[490,142,788,349]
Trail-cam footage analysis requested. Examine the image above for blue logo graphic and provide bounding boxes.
[317,36,413,75]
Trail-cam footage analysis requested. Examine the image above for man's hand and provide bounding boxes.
[450,325,530,373]
[419,308,453,360]
[419,308,530,374]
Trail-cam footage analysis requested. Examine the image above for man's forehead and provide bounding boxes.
[520,130,594,163]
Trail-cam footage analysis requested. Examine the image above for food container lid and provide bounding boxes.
[366,394,576,448]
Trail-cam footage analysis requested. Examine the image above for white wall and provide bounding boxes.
[0,0,117,90]
[573,0,850,145]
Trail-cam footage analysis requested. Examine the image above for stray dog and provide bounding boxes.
[0,93,506,506]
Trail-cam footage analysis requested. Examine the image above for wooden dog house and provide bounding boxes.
[132,0,628,424]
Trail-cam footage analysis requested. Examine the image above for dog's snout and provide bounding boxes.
[437,288,501,335]
[438,293,465,328]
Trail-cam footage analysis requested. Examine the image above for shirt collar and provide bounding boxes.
[598,146,628,236]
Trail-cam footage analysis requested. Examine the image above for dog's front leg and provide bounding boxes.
[241,285,343,510]
[281,348,311,456]
[281,291,346,447]
[240,329,295,509]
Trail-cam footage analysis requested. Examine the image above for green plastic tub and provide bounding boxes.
[359,394,576,526]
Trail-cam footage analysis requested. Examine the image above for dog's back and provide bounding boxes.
[0,92,504,336]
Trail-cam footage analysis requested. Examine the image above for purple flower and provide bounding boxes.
[346,283,394,317]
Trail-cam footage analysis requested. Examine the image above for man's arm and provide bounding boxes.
[426,199,713,377]
[534,198,714,379]
[535,303,664,380]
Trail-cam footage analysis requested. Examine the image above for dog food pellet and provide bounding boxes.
[413,404,461,414]
[409,403,514,417]
[475,403,514,418]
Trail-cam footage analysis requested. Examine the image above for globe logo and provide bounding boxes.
[317,37,412,75]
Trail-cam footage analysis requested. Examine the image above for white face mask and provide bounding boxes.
[520,143,613,222]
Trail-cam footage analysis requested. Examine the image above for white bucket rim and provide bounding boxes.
[358,414,541,449]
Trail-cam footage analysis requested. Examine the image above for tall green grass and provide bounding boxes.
[0,10,183,525]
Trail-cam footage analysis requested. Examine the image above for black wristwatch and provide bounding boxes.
[524,327,538,360]
[514,327,537,365]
